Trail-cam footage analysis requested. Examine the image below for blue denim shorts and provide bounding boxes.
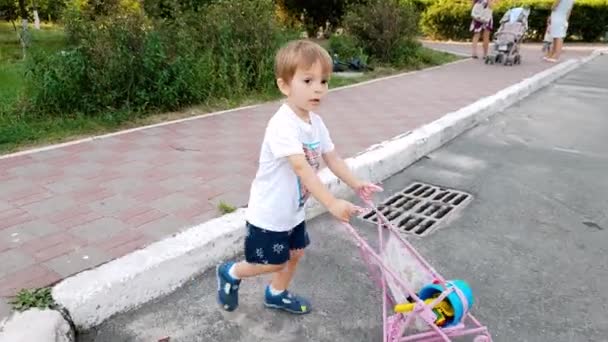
[244,221,310,265]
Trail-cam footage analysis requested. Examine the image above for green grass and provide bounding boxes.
[218,201,237,215]
[0,36,459,154]
[0,22,67,63]
[0,22,67,113]
[10,287,56,311]
[0,63,23,113]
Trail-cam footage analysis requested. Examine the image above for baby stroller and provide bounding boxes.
[485,7,530,66]
[342,191,493,341]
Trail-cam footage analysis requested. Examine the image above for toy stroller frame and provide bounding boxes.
[342,198,493,342]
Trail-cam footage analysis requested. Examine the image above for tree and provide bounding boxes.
[276,0,367,37]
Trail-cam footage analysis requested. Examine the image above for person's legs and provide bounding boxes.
[551,37,564,60]
[482,29,491,57]
[217,223,291,311]
[270,249,304,291]
[472,31,481,58]
[264,221,312,314]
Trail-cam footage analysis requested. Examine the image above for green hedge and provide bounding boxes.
[421,0,608,42]
[21,0,297,117]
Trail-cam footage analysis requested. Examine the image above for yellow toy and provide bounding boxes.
[394,295,454,327]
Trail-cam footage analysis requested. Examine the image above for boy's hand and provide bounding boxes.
[355,182,384,202]
[329,199,362,222]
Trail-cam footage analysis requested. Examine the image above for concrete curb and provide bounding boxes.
[51,50,603,331]
[0,308,74,342]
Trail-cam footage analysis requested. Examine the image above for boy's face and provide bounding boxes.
[278,61,329,116]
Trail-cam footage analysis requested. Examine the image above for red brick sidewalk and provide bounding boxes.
[0,45,591,308]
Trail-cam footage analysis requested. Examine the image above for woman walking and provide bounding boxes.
[470,0,494,59]
[544,0,575,62]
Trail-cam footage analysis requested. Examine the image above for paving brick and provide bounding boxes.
[0,265,62,296]
[173,201,215,222]
[0,240,10,254]
[158,175,205,192]
[0,178,32,199]
[46,154,82,167]
[209,190,249,209]
[96,229,146,250]
[43,246,112,278]
[150,193,199,213]
[0,220,60,246]
[102,178,145,193]
[137,215,189,240]
[88,195,139,215]
[0,210,36,231]
[0,155,34,171]
[28,148,68,161]
[11,191,54,206]
[7,162,55,179]
[186,210,218,226]
[22,232,86,262]
[69,217,128,243]
[48,206,103,230]
[96,230,152,258]
[120,208,168,228]
[103,236,152,258]
[0,250,35,278]
[43,178,91,194]
[21,195,76,217]
[71,186,115,202]
[127,185,173,202]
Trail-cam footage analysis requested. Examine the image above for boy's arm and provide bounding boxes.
[287,154,358,221]
[323,150,383,201]
[322,150,361,190]
[288,154,338,208]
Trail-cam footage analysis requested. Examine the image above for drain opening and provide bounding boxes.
[359,182,472,237]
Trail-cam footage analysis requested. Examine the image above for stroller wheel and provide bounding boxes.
[514,55,521,65]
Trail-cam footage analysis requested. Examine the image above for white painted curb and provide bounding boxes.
[52,50,603,331]
[53,210,246,329]
[0,309,74,342]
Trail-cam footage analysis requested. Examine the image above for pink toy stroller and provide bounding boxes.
[342,195,493,342]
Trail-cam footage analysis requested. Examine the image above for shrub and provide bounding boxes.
[343,0,419,64]
[21,0,296,117]
[421,0,608,42]
[328,33,367,61]
[276,0,368,37]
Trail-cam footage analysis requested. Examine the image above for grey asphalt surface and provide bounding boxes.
[80,55,608,342]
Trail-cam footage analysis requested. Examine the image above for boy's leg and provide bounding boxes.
[217,223,290,311]
[269,249,304,291]
[264,221,312,314]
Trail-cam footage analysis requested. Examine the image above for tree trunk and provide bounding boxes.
[18,0,29,59]
[34,11,41,29]
[33,0,40,29]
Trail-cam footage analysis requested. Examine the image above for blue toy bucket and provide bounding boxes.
[418,279,474,327]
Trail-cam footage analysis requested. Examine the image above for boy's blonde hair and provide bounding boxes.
[275,40,333,84]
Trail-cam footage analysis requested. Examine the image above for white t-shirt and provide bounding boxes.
[246,103,335,232]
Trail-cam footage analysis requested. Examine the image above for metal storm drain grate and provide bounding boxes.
[360,182,472,237]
